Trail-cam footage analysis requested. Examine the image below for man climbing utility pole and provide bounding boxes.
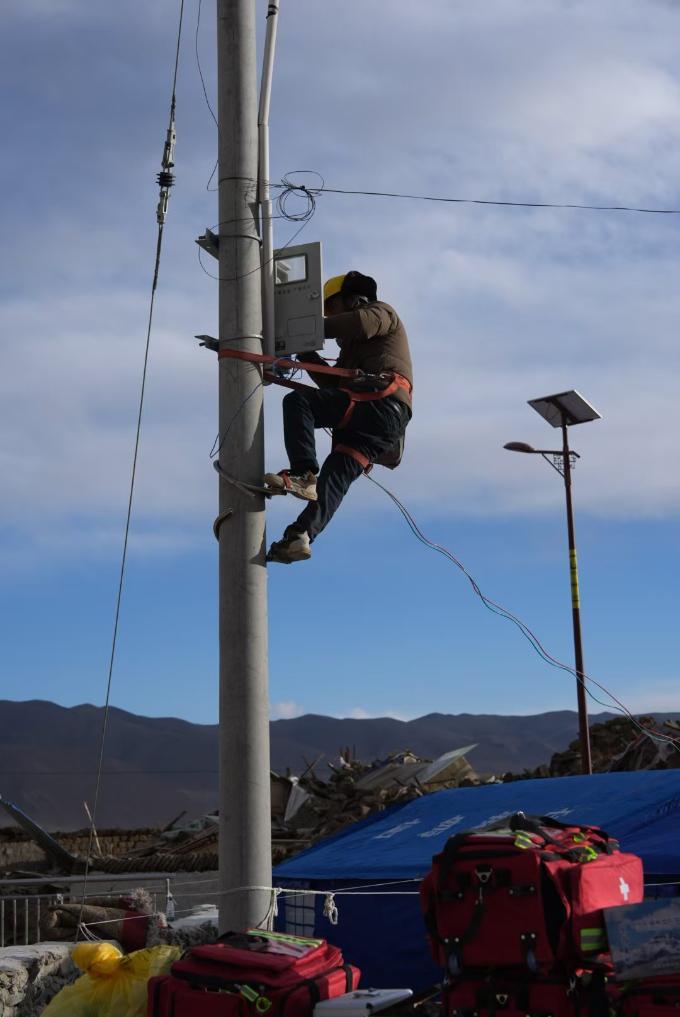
[216,0,272,929]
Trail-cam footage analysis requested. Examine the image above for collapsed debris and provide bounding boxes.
[503,715,680,780]
[282,745,483,842]
[0,745,482,891]
[2,720,677,897]
[77,745,483,872]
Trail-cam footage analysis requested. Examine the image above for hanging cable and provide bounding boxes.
[76,0,186,939]
[275,171,323,221]
[364,472,680,754]
[194,0,219,190]
[209,380,264,459]
[195,0,217,129]
[320,416,679,750]
[193,172,315,282]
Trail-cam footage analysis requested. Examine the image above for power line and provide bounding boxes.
[272,180,680,216]
[76,0,186,938]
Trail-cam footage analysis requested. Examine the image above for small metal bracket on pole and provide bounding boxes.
[196,333,220,352]
[196,228,220,260]
[542,451,579,477]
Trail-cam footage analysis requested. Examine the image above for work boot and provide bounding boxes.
[267,526,312,564]
[263,469,317,501]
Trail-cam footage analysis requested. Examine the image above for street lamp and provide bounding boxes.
[504,390,601,776]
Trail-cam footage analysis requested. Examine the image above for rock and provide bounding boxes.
[0,943,74,1017]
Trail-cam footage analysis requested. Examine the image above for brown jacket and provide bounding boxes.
[322,300,413,411]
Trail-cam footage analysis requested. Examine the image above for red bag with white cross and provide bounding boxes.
[420,812,643,975]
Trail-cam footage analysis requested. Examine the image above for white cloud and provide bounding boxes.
[270,700,305,720]
[2,0,680,566]
[342,707,411,721]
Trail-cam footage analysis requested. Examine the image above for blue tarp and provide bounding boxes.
[274,772,680,989]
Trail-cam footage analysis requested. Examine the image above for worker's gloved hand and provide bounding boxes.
[296,350,326,366]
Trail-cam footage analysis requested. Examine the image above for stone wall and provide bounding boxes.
[0,829,159,869]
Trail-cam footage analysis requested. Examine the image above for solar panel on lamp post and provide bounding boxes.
[504,390,602,776]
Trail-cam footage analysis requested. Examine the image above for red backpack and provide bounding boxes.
[148,930,360,1017]
[420,812,643,975]
[443,971,608,1017]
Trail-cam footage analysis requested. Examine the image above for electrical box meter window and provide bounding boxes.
[273,241,324,356]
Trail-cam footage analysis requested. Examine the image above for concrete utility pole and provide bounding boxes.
[216,0,272,930]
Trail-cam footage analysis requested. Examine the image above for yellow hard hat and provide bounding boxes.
[323,274,347,303]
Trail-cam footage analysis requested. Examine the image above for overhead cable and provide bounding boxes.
[77,0,186,938]
[196,174,320,283]
[272,180,680,216]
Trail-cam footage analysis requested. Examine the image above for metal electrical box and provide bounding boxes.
[273,241,324,356]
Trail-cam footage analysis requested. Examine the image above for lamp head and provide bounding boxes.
[503,441,537,453]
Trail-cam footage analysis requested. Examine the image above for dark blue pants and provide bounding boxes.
[282,388,410,541]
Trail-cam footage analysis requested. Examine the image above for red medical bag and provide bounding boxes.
[443,974,597,1017]
[148,930,360,1017]
[421,812,643,974]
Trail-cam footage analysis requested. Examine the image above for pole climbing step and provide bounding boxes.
[213,460,287,499]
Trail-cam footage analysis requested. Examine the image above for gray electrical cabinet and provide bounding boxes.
[273,241,324,356]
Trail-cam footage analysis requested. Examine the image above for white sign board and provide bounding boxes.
[273,242,324,356]
[605,898,680,980]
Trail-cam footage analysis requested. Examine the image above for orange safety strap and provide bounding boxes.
[262,371,316,394]
[333,443,372,472]
[335,373,412,430]
[218,347,363,381]
[218,348,411,475]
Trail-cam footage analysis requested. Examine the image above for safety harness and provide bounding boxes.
[217,347,412,471]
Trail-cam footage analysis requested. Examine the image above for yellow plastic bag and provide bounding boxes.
[42,941,181,1017]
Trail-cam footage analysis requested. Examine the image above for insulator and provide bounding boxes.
[157,170,175,189]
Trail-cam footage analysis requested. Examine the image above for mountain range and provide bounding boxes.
[0,700,670,830]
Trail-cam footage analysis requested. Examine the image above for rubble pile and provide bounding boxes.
[280,745,485,845]
[609,717,680,771]
[503,715,680,780]
[90,746,482,870]
[3,721,677,891]
[284,755,423,840]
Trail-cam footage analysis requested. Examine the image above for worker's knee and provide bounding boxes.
[283,390,306,412]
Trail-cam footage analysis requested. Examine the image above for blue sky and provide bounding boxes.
[1,0,679,726]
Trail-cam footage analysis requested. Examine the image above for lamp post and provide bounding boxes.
[504,390,601,776]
